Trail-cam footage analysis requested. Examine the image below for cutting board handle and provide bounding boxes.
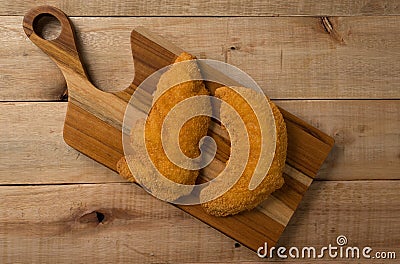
[22,6,89,83]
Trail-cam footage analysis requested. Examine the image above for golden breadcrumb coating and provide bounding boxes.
[117,52,210,188]
[117,54,287,214]
[116,156,135,182]
[144,53,210,185]
[201,86,287,216]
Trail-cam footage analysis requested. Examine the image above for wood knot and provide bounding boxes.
[320,17,345,45]
[79,210,106,225]
[333,129,355,145]
[76,208,138,227]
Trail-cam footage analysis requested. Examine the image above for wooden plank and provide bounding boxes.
[280,180,400,251]
[2,16,400,100]
[226,16,400,99]
[0,181,398,263]
[1,0,399,16]
[0,102,119,184]
[1,100,398,184]
[278,100,400,180]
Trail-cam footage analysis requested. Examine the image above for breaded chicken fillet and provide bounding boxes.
[201,86,287,216]
[117,52,210,198]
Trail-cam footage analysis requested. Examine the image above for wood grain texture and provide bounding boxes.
[1,101,397,185]
[0,181,398,263]
[279,100,400,180]
[2,16,400,100]
[1,2,398,262]
[0,102,120,184]
[280,180,400,251]
[21,8,333,252]
[1,0,399,16]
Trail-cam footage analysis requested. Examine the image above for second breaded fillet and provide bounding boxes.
[201,86,287,216]
[117,52,210,199]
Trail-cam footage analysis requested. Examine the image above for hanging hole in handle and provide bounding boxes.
[33,14,62,41]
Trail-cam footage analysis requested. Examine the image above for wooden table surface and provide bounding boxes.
[1,1,399,263]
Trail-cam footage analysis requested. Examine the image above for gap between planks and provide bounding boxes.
[1,0,400,16]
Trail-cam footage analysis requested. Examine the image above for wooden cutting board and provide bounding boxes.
[23,6,334,252]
